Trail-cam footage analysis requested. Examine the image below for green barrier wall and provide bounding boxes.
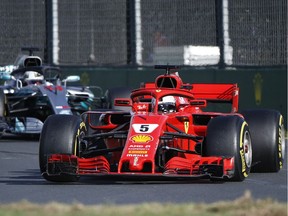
[61,66,287,127]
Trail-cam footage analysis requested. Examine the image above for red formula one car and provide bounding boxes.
[39,65,286,182]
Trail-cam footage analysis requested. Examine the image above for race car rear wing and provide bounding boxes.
[189,83,239,112]
[143,82,239,112]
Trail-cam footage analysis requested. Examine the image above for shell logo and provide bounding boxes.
[130,135,153,143]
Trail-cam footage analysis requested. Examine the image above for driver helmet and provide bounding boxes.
[158,96,176,113]
[23,71,44,85]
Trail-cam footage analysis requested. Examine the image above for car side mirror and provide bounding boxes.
[190,100,207,107]
[114,98,132,107]
[62,75,80,86]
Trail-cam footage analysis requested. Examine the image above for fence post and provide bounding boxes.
[215,0,225,69]
[126,0,137,66]
[45,0,53,64]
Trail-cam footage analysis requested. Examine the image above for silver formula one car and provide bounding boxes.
[0,53,100,136]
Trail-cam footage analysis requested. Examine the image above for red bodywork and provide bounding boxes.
[47,69,241,179]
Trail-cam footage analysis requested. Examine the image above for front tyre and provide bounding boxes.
[203,115,252,181]
[39,114,86,182]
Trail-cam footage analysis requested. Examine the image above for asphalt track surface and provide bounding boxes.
[0,135,287,205]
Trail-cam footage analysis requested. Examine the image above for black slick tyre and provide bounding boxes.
[241,109,285,172]
[203,115,252,181]
[39,114,87,182]
[0,90,6,117]
[0,90,8,137]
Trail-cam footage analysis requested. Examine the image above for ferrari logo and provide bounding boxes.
[184,121,189,133]
[133,157,139,166]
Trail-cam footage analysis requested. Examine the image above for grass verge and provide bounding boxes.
[0,191,286,216]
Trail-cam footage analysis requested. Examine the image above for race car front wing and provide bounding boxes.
[45,154,235,180]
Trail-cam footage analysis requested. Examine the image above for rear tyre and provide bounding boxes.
[0,90,8,137]
[0,90,6,116]
[203,115,252,181]
[39,115,86,182]
[241,109,285,172]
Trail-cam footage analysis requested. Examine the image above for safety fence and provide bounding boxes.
[0,0,286,67]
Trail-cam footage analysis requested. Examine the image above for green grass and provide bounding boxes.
[0,191,286,216]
